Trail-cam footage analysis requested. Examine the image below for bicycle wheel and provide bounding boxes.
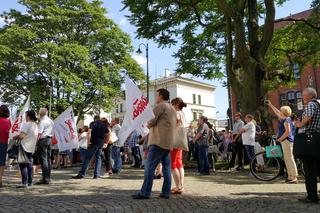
[250,151,281,181]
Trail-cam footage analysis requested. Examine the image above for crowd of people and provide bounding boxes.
[0,87,319,204]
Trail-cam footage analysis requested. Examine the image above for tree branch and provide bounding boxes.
[259,0,275,58]
[247,0,260,58]
[217,0,235,17]
[274,18,320,31]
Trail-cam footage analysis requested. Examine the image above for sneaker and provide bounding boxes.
[93,176,100,179]
[159,194,170,199]
[16,184,28,189]
[298,198,319,204]
[72,174,84,179]
[132,194,150,200]
[35,180,50,185]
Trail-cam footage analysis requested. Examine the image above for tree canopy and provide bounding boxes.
[0,0,144,118]
[123,0,319,130]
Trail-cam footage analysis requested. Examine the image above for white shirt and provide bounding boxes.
[112,124,122,147]
[20,122,39,153]
[241,121,256,146]
[38,115,54,138]
[79,132,87,149]
[177,111,187,128]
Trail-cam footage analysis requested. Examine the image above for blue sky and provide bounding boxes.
[0,0,313,119]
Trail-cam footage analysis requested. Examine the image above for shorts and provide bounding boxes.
[0,142,8,167]
[170,149,183,170]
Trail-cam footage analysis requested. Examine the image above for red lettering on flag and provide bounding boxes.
[132,95,148,120]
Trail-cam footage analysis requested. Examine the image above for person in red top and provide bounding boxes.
[0,105,11,187]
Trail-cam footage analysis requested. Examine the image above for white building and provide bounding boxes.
[112,72,217,127]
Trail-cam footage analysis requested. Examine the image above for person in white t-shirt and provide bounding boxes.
[14,110,39,188]
[239,114,256,167]
[78,126,89,162]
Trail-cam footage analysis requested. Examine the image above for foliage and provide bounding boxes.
[0,0,144,118]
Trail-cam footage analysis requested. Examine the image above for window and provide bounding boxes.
[193,112,197,121]
[192,94,196,104]
[280,94,286,106]
[120,104,123,113]
[287,92,295,101]
[293,64,300,79]
[198,95,201,105]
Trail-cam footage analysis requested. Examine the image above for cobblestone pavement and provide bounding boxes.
[0,166,319,213]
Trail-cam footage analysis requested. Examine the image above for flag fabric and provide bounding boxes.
[9,96,30,139]
[54,107,79,152]
[118,76,155,145]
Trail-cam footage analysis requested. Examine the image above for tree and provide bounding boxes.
[0,0,144,119]
[122,0,319,131]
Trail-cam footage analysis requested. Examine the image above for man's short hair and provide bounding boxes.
[39,108,48,116]
[113,118,120,123]
[93,115,100,121]
[157,88,170,101]
[304,87,317,99]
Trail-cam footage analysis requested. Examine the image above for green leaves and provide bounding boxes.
[0,0,144,119]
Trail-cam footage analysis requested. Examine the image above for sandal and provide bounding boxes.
[173,187,184,194]
[171,187,179,193]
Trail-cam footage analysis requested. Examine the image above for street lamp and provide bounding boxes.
[136,43,149,101]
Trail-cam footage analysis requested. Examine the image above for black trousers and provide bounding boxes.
[37,137,52,182]
[131,146,142,167]
[303,158,320,201]
[228,138,244,168]
[103,144,112,172]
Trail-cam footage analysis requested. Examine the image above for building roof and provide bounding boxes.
[147,74,217,90]
[274,9,313,30]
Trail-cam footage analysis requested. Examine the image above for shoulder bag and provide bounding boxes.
[293,100,320,159]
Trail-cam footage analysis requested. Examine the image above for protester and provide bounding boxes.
[132,88,176,199]
[14,110,38,188]
[171,97,188,194]
[193,116,210,175]
[238,114,256,173]
[207,123,216,172]
[129,130,142,168]
[0,105,11,187]
[221,127,232,162]
[111,118,122,174]
[36,108,54,185]
[187,124,195,161]
[78,126,89,162]
[72,115,108,179]
[267,100,298,183]
[101,118,112,177]
[228,112,245,170]
[52,137,60,169]
[295,87,320,203]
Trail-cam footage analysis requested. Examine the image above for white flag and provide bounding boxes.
[118,76,155,145]
[54,107,79,152]
[9,96,30,139]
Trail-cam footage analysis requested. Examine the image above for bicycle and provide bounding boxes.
[250,136,304,181]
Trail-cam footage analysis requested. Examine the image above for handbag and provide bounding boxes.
[266,145,283,158]
[7,139,21,159]
[174,127,189,151]
[293,100,320,159]
[293,131,320,159]
[16,145,30,164]
[208,145,219,154]
[109,132,118,144]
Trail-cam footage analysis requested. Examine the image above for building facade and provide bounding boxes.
[112,73,217,126]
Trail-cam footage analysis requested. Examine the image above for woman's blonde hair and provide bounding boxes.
[280,106,292,117]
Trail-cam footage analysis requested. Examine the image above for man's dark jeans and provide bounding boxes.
[79,144,103,177]
[103,144,112,172]
[303,158,320,202]
[132,146,142,167]
[197,145,210,174]
[139,145,171,197]
[37,137,52,182]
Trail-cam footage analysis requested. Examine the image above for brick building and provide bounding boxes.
[230,9,320,130]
